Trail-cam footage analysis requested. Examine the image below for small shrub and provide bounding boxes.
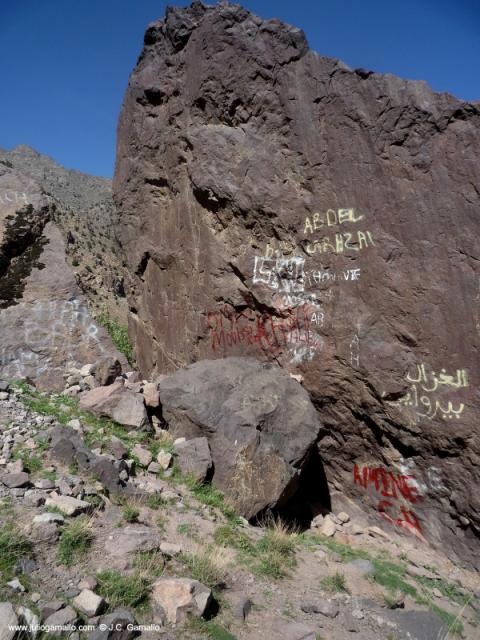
[321,571,349,593]
[123,505,140,523]
[134,551,165,577]
[254,551,288,579]
[11,447,42,473]
[383,591,404,609]
[178,548,227,590]
[257,517,298,558]
[144,494,166,510]
[57,518,93,566]
[252,517,298,578]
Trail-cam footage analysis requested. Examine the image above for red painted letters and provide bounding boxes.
[353,463,424,537]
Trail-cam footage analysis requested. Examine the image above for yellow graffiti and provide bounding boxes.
[305,230,374,255]
[406,363,468,391]
[389,363,469,421]
[303,208,363,234]
[264,239,295,258]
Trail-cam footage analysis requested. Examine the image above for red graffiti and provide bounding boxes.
[353,464,424,537]
[353,464,421,504]
[206,304,320,355]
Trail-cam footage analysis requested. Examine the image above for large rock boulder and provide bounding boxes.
[174,437,212,483]
[50,425,124,492]
[0,163,125,389]
[93,357,122,386]
[104,526,163,557]
[151,577,212,626]
[159,358,321,519]
[0,602,18,640]
[114,3,480,566]
[79,382,150,431]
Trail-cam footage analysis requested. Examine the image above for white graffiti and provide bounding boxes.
[304,268,361,286]
[0,298,105,379]
[0,191,29,207]
[253,256,305,293]
[349,334,360,368]
[290,341,322,365]
[398,458,447,496]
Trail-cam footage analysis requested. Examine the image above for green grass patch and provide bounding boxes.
[0,523,33,581]
[97,312,134,366]
[253,551,290,579]
[250,519,298,579]
[11,446,43,473]
[178,547,227,590]
[214,524,256,555]
[177,523,196,537]
[56,518,93,566]
[321,571,349,593]
[133,551,165,578]
[122,505,140,523]
[257,525,297,558]
[214,520,297,580]
[414,575,470,606]
[185,479,242,525]
[371,558,417,598]
[96,570,150,610]
[299,532,369,561]
[187,618,237,640]
[144,494,167,510]
[430,603,464,636]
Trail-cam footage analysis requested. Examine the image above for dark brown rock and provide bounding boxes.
[88,608,138,640]
[114,3,480,566]
[50,425,123,492]
[1,471,30,488]
[93,356,122,386]
[174,437,212,483]
[159,358,321,520]
[79,382,150,431]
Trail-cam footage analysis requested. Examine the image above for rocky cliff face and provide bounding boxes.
[0,145,127,321]
[113,2,480,566]
[0,153,126,389]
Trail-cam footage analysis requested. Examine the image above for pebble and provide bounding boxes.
[7,577,26,592]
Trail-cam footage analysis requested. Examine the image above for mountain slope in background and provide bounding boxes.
[0,144,127,323]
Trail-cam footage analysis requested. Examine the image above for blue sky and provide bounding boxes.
[0,0,478,178]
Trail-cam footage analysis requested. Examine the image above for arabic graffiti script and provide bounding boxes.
[388,363,469,420]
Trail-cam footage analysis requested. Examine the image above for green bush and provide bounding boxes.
[178,548,227,590]
[96,312,134,365]
[0,523,33,580]
[57,518,93,566]
[321,571,349,593]
[96,570,150,609]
